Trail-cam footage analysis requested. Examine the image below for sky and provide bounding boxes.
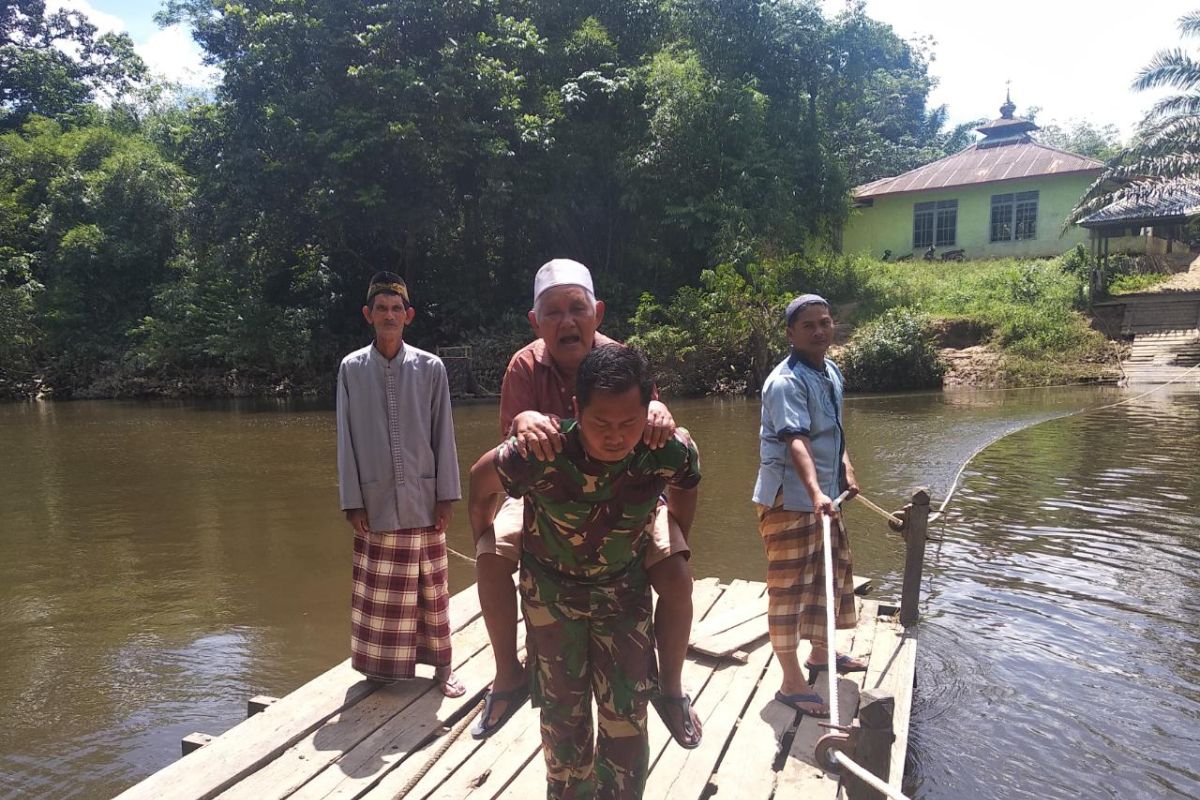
[820,0,1197,136]
[62,0,1198,136]
[48,0,216,87]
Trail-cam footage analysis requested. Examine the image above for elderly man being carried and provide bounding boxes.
[470,259,702,750]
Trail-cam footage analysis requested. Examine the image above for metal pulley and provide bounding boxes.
[814,728,855,773]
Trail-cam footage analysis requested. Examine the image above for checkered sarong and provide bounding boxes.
[351,527,452,681]
[755,500,857,654]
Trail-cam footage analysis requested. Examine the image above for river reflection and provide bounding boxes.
[913,385,1200,800]
[2,385,1196,798]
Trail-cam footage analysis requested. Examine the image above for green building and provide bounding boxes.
[842,96,1104,260]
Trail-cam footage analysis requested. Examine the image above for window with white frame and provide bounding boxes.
[913,199,957,248]
[990,191,1039,242]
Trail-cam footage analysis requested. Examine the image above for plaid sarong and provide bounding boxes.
[755,499,857,654]
[351,527,452,681]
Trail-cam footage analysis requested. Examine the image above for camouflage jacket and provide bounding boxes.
[494,419,701,579]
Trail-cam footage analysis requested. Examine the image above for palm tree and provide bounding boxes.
[1070,10,1200,224]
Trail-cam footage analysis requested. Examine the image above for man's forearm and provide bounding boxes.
[468,453,505,543]
[666,485,698,539]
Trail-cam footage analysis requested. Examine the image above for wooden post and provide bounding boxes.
[180,732,213,756]
[247,695,279,717]
[844,690,895,800]
[899,488,930,628]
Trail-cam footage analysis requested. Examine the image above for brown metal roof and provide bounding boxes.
[853,141,1104,200]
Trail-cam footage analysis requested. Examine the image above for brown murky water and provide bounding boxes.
[2,386,1197,799]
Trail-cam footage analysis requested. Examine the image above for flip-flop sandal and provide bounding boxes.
[805,653,868,683]
[774,690,830,718]
[469,683,530,739]
[438,672,467,698]
[651,694,702,749]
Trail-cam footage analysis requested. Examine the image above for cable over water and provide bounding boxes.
[851,362,1200,527]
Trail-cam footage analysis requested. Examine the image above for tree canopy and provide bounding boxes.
[1,0,146,128]
[1,0,969,396]
[1071,9,1200,224]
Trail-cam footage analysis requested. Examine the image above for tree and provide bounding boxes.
[1,0,959,395]
[1038,119,1122,162]
[1,0,146,128]
[0,116,189,386]
[1071,9,1200,223]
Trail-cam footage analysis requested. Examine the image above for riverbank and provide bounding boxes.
[0,338,1125,401]
[1,252,1136,401]
[626,252,1129,395]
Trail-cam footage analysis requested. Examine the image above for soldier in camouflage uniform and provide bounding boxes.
[469,345,701,800]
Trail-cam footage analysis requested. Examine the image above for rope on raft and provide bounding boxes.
[391,694,486,799]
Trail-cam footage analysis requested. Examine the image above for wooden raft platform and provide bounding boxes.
[114,575,917,800]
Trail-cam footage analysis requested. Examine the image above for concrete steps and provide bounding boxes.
[1116,293,1200,384]
[1122,329,1200,384]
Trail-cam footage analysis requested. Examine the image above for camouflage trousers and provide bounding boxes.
[520,555,658,800]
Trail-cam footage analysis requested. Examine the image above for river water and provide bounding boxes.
[1,386,1197,799]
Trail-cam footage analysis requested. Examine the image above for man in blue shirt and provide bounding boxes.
[752,294,865,717]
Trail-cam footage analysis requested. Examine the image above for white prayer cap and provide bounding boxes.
[533,259,594,306]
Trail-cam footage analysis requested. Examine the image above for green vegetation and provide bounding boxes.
[0,0,1127,398]
[839,308,945,392]
[630,251,1119,395]
[1108,273,1174,294]
[0,0,967,398]
[1073,8,1200,222]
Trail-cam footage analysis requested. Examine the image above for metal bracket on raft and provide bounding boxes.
[814,722,859,773]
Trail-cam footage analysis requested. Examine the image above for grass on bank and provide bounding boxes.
[627,250,1122,394]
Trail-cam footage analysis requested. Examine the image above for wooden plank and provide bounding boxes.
[492,750,546,799]
[688,596,767,643]
[181,733,213,756]
[777,676,860,796]
[290,621,519,800]
[113,584,481,800]
[116,661,381,800]
[647,579,760,763]
[422,705,543,800]
[363,614,539,800]
[247,696,279,718]
[845,599,879,692]
[217,617,494,800]
[357,685,526,800]
[448,583,485,634]
[646,639,773,798]
[644,580,771,798]
[378,703,540,799]
[690,614,768,659]
[861,613,917,789]
[688,580,769,659]
[708,654,791,799]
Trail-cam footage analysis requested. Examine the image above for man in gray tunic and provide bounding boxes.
[336,271,465,695]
